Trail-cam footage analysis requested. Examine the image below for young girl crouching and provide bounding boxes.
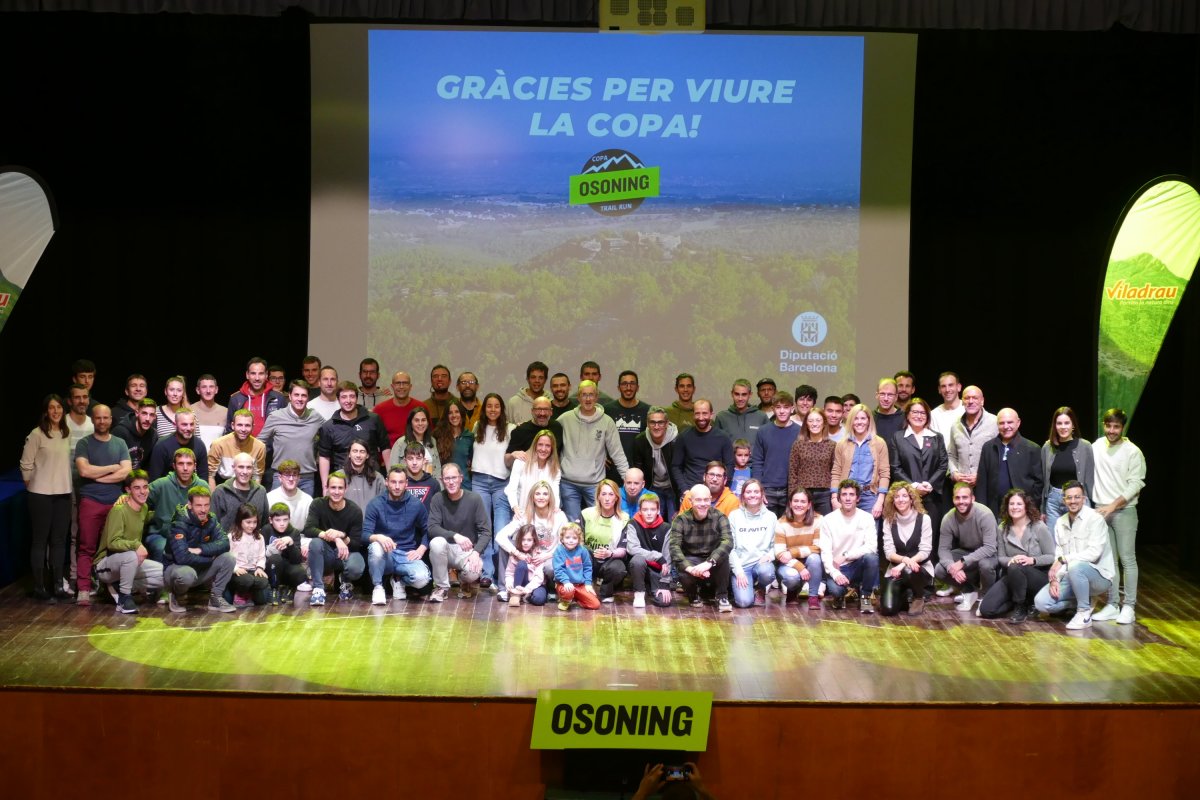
[553,522,600,612]
[228,504,270,606]
[505,524,548,607]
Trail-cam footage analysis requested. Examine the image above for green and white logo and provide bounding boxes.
[568,149,660,216]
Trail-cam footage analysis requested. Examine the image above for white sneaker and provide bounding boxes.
[391,579,406,601]
[936,586,955,597]
[955,591,978,612]
[371,585,386,605]
[633,591,646,608]
[1066,609,1092,630]
[106,583,119,604]
[1117,605,1136,625]
[296,581,313,592]
[601,596,615,604]
[1092,603,1120,622]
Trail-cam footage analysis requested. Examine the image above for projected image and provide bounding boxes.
[368,30,863,395]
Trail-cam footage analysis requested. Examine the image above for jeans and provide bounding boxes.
[1034,561,1112,615]
[512,561,548,605]
[367,542,432,589]
[763,486,789,518]
[824,551,880,598]
[777,554,824,597]
[307,540,366,584]
[1106,506,1139,607]
[559,479,595,524]
[164,552,235,597]
[471,472,512,581]
[730,560,776,607]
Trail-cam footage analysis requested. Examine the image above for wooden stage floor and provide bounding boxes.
[2,546,1198,705]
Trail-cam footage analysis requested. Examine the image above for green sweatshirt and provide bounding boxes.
[96,501,150,562]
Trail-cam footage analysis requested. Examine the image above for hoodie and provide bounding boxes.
[715,404,767,447]
[630,423,678,498]
[212,477,270,535]
[225,381,287,437]
[558,405,629,484]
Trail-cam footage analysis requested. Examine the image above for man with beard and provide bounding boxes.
[548,372,577,421]
[603,370,650,474]
[319,382,391,495]
[113,398,158,472]
[226,356,287,437]
[357,357,391,410]
[147,407,209,482]
[145,447,208,564]
[207,409,266,489]
[74,405,131,604]
[424,364,457,426]
[670,399,733,501]
[212,452,270,534]
[457,372,483,431]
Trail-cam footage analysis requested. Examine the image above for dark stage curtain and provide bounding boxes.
[2,0,1198,34]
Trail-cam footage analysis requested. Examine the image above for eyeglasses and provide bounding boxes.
[648,420,667,426]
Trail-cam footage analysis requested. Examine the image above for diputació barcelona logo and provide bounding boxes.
[568,149,660,217]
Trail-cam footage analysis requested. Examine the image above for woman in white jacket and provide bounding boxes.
[504,429,561,512]
[728,479,777,608]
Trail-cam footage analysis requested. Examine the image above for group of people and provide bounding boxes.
[19,358,1145,630]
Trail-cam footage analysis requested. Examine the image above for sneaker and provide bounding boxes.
[429,587,448,603]
[547,591,557,601]
[117,594,138,614]
[1066,609,1092,630]
[753,589,766,606]
[106,583,119,604]
[955,591,978,612]
[557,600,571,611]
[1117,605,1137,625]
[935,585,955,597]
[296,581,313,592]
[860,593,874,614]
[270,587,281,606]
[478,576,492,589]
[800,581,809,596]
[339,581,354,601]
[508,593,521,607]
[208,595,237,613]
[54,588,75,602]
[907,597,925,616]
[371,585,387,605]
[689,596,704,609]
[233,593,251,608]
[601,596,615,604]
[717,597,733,613]
[157,590,169,605]
[62,577,72,594]
[496,590,509,602]
[808,596,821,611]
[633,591,646,608]
[1092,603,1120,622]
[76,590,91,607]
[310,588,326,606]
[1008,604,1028,624]
[279,586,295,604]
[168,593,186,613]
[391,579,406,601]
[832,595,846,610]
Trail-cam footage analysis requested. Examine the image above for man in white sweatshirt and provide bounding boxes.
[820,479,880,613]
[557,380,629,523]
[1034,480,1115,630]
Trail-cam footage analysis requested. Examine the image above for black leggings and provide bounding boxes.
[880,568,931,616]
[978,565,1049,618]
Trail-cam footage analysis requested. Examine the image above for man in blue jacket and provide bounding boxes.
[364,465,432,605]
[162,486,236,613]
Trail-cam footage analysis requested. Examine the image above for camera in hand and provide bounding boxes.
[664,764,692,781]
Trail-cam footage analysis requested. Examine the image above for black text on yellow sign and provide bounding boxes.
[530,689,712,750]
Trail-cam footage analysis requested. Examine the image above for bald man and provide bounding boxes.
[374,371,428,447]
[974,407,1043,518]
[948,386,998,488]
[668,484,733,612]
[211,452,270,534]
